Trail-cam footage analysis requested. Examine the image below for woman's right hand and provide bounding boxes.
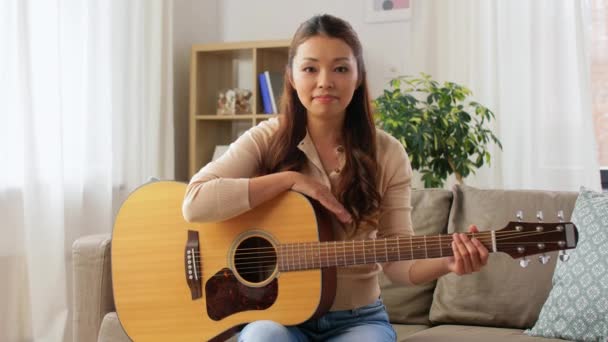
[289,172,353,224]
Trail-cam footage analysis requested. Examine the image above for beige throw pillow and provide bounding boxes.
[429,184,578,329]
[381,189,452,325]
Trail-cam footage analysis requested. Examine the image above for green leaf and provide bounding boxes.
[374,72,502,188]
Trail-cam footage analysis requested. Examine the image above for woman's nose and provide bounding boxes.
[317,70,334,89]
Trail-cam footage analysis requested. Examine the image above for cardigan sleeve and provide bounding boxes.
[375,131,416,286]
[182,119,278,222]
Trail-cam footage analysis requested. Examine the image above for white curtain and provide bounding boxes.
[0,1,174,341]
[407,0,601,191]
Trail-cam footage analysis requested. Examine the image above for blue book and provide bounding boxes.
[258,73,272,114]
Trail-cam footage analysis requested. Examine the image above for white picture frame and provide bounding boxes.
[364,0,411,23]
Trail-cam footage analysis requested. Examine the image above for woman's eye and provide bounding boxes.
[335,66,349,73]
[303,66,316,72]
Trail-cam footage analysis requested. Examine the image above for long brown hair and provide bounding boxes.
[261,14,381,232]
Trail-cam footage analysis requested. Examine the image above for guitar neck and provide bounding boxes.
[277,232,495,272]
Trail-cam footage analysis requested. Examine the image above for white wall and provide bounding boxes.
[173,0,220,180]
[218,0,410,98]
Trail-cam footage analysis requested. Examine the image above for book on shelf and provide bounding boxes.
[259,71,284,114]
[258,72,273,114]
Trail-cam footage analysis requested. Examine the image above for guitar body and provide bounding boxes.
[112,181,335,341]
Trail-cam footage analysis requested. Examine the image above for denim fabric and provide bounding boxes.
[238,298,396,342]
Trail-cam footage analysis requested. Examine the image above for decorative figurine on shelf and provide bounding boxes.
[234,88,252,114]
[217,88,251,115]
[217,92,228,115]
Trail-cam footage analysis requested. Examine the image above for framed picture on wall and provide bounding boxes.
[364,0,411,23]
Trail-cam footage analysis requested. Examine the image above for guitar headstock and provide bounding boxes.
[495,220,578,263]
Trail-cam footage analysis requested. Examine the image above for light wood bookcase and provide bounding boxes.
[189,40,291,178]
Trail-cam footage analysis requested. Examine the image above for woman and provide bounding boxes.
[183,14,488,342]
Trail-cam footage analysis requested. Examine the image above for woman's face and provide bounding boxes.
[291,35,359,121]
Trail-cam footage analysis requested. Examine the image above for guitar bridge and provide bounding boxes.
[185,230,202,300]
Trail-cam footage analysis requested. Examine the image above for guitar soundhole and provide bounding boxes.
[234,236,277,284]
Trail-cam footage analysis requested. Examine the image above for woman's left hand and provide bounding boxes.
[445,225,489,275]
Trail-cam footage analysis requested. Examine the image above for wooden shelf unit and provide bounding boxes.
[189,40,290,177]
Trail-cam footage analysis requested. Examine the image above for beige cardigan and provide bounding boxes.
[183,118,415,311]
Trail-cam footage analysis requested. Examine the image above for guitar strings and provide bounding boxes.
[202,231,569,278]
[210,244,566,278]
[197,244,568,272]
[193,239,566,262]
[194,239,566,263]
[220,242,564,270]
[191,229,568,258]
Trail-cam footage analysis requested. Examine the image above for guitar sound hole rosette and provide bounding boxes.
[231,231,278,287]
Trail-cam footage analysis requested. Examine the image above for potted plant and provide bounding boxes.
[374,73,502,188]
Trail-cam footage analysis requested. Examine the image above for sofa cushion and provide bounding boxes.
[400,325,568,342]
[430,184,578,329]
[381,189,452,325]
[392,324,431,341]
[525,188,608,341]
[98,312,131,342]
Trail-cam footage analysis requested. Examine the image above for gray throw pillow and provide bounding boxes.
[430,184,578,329]
[525,188,608,341]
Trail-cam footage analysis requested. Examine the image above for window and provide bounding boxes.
[591,0,608,169]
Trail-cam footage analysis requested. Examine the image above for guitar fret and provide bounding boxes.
[286,244,290,271]
[293,243,296,270]
[424,235,428,259]
[312,242,315,269]
[281,244,284,271]
[325,242,329,268]
[397,236,401,261]
[304,242,307,270]
[391,238,398,262]
[334,241,338,267]
[342,241,347,266]
[439,235,442,257]
[318,243,322,268]
[321,242,324,268]
[310,242,313,269]
[351,240,356,265]
[410,236,414,260]
[372,240,378,262]
[384,238,388,262]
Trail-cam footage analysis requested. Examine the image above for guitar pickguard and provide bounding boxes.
[205,268,278,321]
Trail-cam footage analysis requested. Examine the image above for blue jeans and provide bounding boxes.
[237,298,396,342]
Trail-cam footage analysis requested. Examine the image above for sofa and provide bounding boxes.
[72,184,583,342]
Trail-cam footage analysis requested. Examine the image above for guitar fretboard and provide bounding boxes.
[277,233,495,272]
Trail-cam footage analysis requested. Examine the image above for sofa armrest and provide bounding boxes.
[72,234,115,342]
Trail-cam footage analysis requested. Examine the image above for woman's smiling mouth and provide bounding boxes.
[313,95,339,103]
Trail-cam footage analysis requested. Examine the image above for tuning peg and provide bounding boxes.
[538,254,551,264]
[516,210,523,222]
[536,211,544,222]
[557,210,564,222]
[519,257,530,268]
[559,250,570,262]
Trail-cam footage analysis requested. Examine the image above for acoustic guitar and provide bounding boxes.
[111,181,578,341]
